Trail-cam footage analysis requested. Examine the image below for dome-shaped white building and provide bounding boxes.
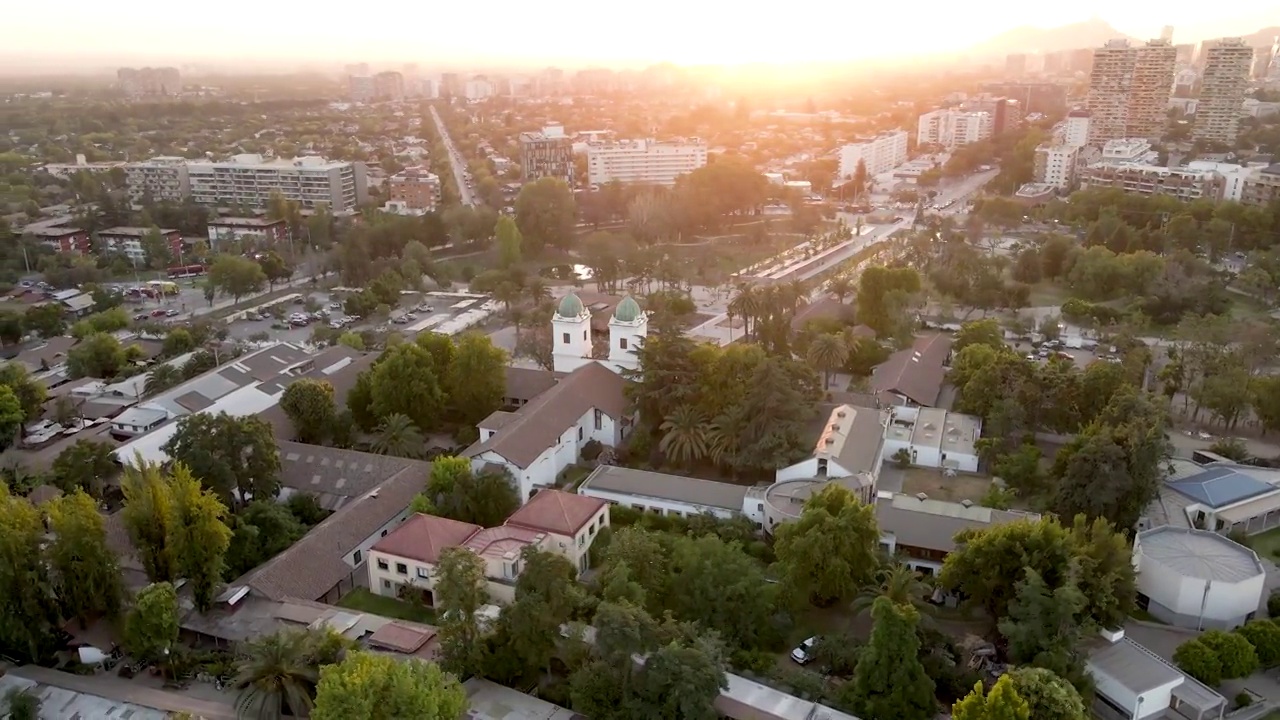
[1134,526,1265,630]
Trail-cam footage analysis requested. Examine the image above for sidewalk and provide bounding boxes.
[10,664,241,720]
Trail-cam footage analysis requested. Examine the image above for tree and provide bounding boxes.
[954,318,1005,353]
[664,534,781,652]
[209,254,267,303]
[640,638,729,720]
[435,546,489,678]
[997,568,1086,678]
[337,331,364,351]
[280,379,336,444]
[162,413,282,506]
[140,226,173,270]
[514,177,576,253]
[1237,620,1280,668]
[491,547,584,680]
[23,303,65,339]
[421,456,519,528]
[144,364,182,396]
[51,439,119,498]
[124,582,179,662]
[952,675,1030,720]
[0,386,23,452]
[121,461,176,583]
[444,333,506,427]
[168,463,232,611]
[0,364,47,423]
[0,485,61,661]
[67,333,127,378]
[226,501,306,579]
[807,333,849,390]
[844,597,936,720]
[162,327,195,356]
[1005,668,1087,720]
[367,342,447,432]
[371,413,424,458]
[856,266,920,337]
[46,490,124,626]
[852,564,932,617]
[1174,638,1223,686]
[1200,629,1259,679]
[257,251,293,290]
[658,406,708,467]
[4,688,40,720]
[232,628,321,720]
[312,652,467,720]
[495,215,523,268]
[774,484,880,606]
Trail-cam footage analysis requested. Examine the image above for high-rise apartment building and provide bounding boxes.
[980,82,1068,116]
[124,156,191,204]
[918,110,992,149]
[348,75,374,102]
[1194,38,1253,144]
[185,155,368,211]
[520,129,574,186]
[1086,40,1175,145]
[374,72,405,101]
[1161,26,1175,43]
[961,96,1022,135]
[1062,111,1090,148]
[1175,44,1196,65]
[117,67,181,98]
[586,139,707,187]
[1033,144,1079,190]
[388,166,441,211]
[1252,46,1275,81]
[837,131,909,179]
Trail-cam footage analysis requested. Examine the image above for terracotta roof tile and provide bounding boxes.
[372,513,482,564]
[505,489,605,537]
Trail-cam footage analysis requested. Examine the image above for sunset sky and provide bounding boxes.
[7,1,1280,70]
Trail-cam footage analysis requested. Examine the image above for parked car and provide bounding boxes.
[791,637,817,665]
[165,309,180,317]
[150,309,167,317]
[133,313,150,321]
[328,302,342,310]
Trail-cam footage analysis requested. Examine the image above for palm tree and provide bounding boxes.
[851,564,933,618]
[728,285,761,340]
[494,281,520,311]
[807,333,849,390]
[232,629,319,720]
[827,276,855,304]
[658,405,708,468]
[526,278,550,307]
[370,413,424,458]
[144,364,182,397]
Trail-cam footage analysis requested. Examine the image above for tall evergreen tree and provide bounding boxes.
[952,675,1030,720]
[844,597,936,720]
[167,464,232,612]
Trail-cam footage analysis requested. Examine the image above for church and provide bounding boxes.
[463,292,647,500]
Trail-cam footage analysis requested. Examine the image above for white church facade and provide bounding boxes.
[464,292,646,500]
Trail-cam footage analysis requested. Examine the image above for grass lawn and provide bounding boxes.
[556,464,593,490]
[900,467,993,504]
[337,588,436,624]
[1245,527,1280,563]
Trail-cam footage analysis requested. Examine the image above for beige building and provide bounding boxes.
[187,154,368,211]
[124,156,190,205]
[366,489,609,606]
[1242,165,1280,207]
[1078,163,1223,201]
[1034,144,1079,190]
[1086,40,1176,145]
[1194,39,1253,145]
[586,138,707,187]
[388,166,441,211]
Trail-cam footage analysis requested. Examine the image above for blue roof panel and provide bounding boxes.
[1168,467,1275,508]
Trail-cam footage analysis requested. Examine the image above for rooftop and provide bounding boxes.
[877,492,1040,553]
[372,513,483,565]
[870,333,951,407]
[97,226,178,237]
[464,525,546,560]
[579,465,749,513]
[463,678,582,720]
[277,440,428,511]
[1088,636,1183,697]
[1136,526,1265,583]
[810,405,886,476]
[506,488,606,537]
[1166,465,1277,508]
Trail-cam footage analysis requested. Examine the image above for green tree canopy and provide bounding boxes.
[952,675,1030,720]
[166,463,232,611]
[161,412,281,506]
[124,582,179,662]
[0,484,61,660]
[1005,668,1087,720]
[47,490,124,626]
[844,596,936,720]
[209,253,267,302]
[514,177,576,254]
[51,439,119,498]
[280,378,336,444]
[774,484,881,606]
[312,652,467,720]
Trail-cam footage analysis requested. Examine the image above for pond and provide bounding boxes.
[539,264,594,281]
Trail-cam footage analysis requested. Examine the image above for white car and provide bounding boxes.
[790,637,817,665]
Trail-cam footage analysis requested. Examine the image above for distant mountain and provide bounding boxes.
[969,17,1138,56]
[1237,27,1280,49]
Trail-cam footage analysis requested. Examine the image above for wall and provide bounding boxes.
[1137,558,1263,629]
[346,509,413,571]
[580,487,738,521]
[1088,665,1180,720]
[527,505,611,574]
[776,458,820,482]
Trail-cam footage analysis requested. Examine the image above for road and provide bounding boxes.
[429,105,475,206]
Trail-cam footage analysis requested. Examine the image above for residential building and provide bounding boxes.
[368,490,609,604]
[124,156,191,205]
[187,155,368,211]
[1156,463,1280,537]
[1100,138,1160,164]
[348,75,374,102]
[206,217,288,248]
[1062,110,1090,148]
[1242,164,1280,206]
[776,404,886,497]
[1253,45,1275,80]
[27,226,91,255]
[1133,526,1264,630]
[1005,53,1027,77]
[117,67,180,98]
[1161,25,1174,43]
[1185,161,1260,202]
[917,109,991,149]
[961,96,1022,135]
[519,129,574,186]
[373,71,405,101]
[96,227,182,265]
[1193,38,1253,144]
[1034,143,1079,190]
[837,131,909,179]
[465,78,494,100]
[870,333,952,407]
[1077,162,1223,200]
[1176,43,1196,65]
[981,81,1068,116]
[1086,40,1176,145]
[586,138,707,187]
[387,166,441,211]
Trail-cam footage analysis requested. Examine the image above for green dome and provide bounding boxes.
[556,292,584,317]
[614,295,642,322]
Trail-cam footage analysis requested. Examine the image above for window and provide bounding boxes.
[578,426,584,441]
[353,550,362,565]
[619,337,628,349]
[417,567,430,579]
[577,533,585,547]
[381,529,388,537]
[382,579,391,589]
[583,330,588,340]
[594,409,603,430]
[562,332,570,344]
[377,559,389,571]
[396,562,408,575]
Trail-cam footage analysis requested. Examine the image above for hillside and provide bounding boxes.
[969,17,1136,56]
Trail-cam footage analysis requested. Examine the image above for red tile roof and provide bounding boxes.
[505,489,606,537]
[371,513,482,564]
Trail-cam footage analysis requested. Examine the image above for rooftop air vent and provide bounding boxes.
[960,499,973,508]
[915,492,928,501]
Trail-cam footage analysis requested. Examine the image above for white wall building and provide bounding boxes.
[586,139,707,187]
[579,465,764,525]
[837,131,909,179]
[1100,138,1160,164]
[186,154,368,211]
[1034,144,1080,191]
[465,79,494,99]
[1185,161,1260,201]
[1062,111,1091,148]
[881,406,982,473]
[1134,526,1265,630]
[917,109,993,149]
[124,156,190,205]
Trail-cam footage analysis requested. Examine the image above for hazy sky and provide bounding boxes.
[7,1,1280,70]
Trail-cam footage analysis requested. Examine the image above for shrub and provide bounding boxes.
[1268,590,1280,618]
[1235,691,1254,708]
[892,448,911,469]
[1200,630,1258,679]
[1173,638,1223,686]
[580,439,603,461]
[1236,620,1280,667]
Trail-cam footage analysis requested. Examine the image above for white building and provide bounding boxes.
[579,465,763,523]
[881,406,982,473]
[1086,629,1220,720]
[465,79,494,100]
[124,156,191,205]
[186,154,369,211]
[1185,161,1260,201]
[1100,138,1160,164]
[1034,144,1080,190]
[1062,111,1090,148]
[837,131,909,179]
[917,109,992,149]
[586,139,707,187]
[1134,526,1265,630]
[776,404,886,495]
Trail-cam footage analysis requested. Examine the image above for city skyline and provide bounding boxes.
[4,2,1280,73]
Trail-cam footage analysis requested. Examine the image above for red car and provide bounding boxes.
[150,309,167,317]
